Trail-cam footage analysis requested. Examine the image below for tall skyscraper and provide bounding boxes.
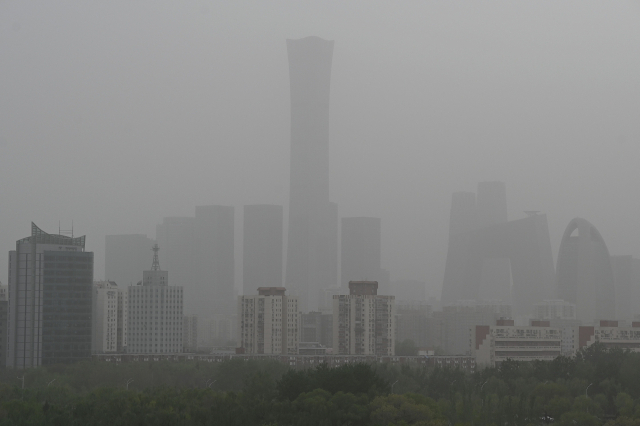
[340,217,381,292]
[8,223,93,368]
[195,205,235,316]
[243,204,283,295]
[556,218,616,322]
[105,234,155,287]
[285,36,337,312]
[127,244,183,354]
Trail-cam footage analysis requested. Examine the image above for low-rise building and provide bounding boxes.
[474,319,562,367]
[576,320,640,352]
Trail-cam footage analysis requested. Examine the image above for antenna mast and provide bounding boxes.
[151,244,161,271]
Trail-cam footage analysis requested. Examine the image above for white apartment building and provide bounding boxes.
[333,281,395,356]
[92,281,128,353]
[474,319,562,367]
[127,244,183,354]
[238,287,298,354]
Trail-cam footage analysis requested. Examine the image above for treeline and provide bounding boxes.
[1,343,640,425]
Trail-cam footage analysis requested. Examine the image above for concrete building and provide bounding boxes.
[300,311,333,349]
[243,204,283,295]
[105,234,155,287]
[556,218,616,322]
[333,281,395,356]
[285,36,338,312]
[92,281,128,354]
[238,287,299,354]
[340,217,381,292]
[441,183,556,316]
[8,223,93,368]
[474,319,562,367]
[183,315,198,352]
[436,300,512,355]
[574,321,640,353]
[533,299,576,321]
[0,284,7,367]
[127,244,183,354]
[209,314,236,346]
[611,256,640,321]
[396,301,432,348]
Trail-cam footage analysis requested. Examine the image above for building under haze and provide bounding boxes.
[0,284,8,367]
[238,287,299,355]
[611,255,640,321]
[285,36,338,312]
[340,217,381,292]
[243,204,283,294]
[333,281,395,356]
[7,223,93,368]
[183,314,198,352]
[556,218,616,322]
[127,244,183,354]
[156,206,235,319]
[105,234,155,287]
[92,281,128,354]
[441,182,556,316]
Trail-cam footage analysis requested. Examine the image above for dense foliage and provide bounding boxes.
[2,344,640,425]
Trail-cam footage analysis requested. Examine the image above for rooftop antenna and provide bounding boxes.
[151,243,161,271]
[59,220,74,237]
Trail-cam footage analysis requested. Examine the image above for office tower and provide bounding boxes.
[340,217,381,292]
[243,205,283,295]
[92,281,128,354]
[611,255,640,321]
[7,223,93,368]
[285,36,337,312]
[238,287,299,354]
[195,205,235,316]
[333,281,395,356]
[127,244,183,354]
[183,315,198,352]
[105,234,155,287]
[300,311,333,348]
[556,218,616,322]
[441,183,555,315]
[396,301,432,347]
[0,283,7,367]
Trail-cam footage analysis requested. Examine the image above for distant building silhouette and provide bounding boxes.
[105,234,155,288]
[8,223,93,368]
[243,204,283,294]
[285,36,337,312]
[611,255,640,321]
[556,218,615,322]
[340,217,381,292]
[441,182,555,316]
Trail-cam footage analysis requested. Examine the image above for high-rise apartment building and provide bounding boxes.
[105,234,155,287]
[333,281,395,356]
[243,204,283,295]
[92,281,128,354]
[8,223,93,368]
[285,36,338,312]
[340,217,381,292]
[396,301,432,348]
[127,245,183,354]
[183,314,198,352]
[0,284,8,367]
[238,287,299,354]
[300,311,333,348]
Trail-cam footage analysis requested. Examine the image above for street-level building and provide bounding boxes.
[474,319,562,367]
[333,281,395,356]
[238,287,299,354]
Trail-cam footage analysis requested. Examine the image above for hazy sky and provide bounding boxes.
[2,1,639,298]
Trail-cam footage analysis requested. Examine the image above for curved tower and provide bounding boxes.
[556,218,615,322]
[285,37,336,311]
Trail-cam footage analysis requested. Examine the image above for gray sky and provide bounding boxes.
[2,1,639,299]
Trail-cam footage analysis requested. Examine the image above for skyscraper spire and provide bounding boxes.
[151,243,161,271]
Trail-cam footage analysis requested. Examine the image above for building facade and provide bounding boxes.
[474,319,562,367]
[396,301,432,348]
[300,311,333,349]
[238,287,299,354]
[333,281,395,356]
[8,223,93,368]
[0,284,7,367]
[285,36,338,312]
[127,245,183,354]
[92,281,128,354]
[183,314,198,352]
